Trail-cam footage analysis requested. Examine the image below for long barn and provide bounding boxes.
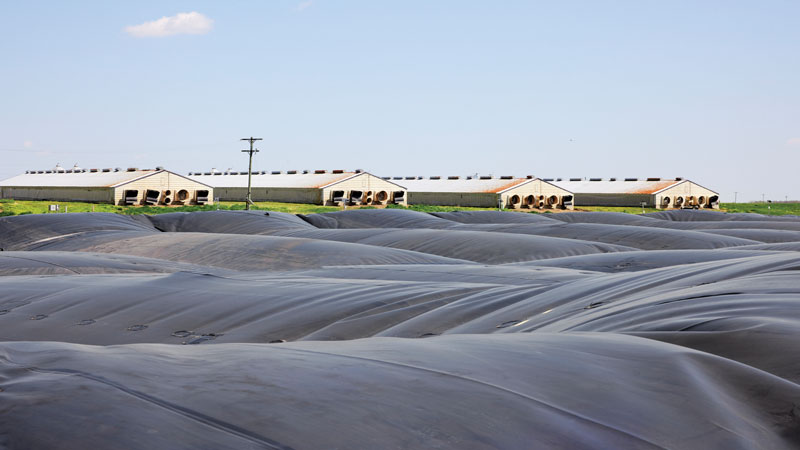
[189,170,407,206]
[388,175,574,210]
[548,178,719,209]
[0,166,213,205]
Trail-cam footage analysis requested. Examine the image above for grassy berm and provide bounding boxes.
[0,198,798,216]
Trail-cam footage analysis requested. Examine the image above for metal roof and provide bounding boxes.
[549,178,685,195]
[188,171,404,190]
[397,177,544,194]
[0,170,168,188]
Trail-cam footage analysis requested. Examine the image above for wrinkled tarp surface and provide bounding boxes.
[1,209,799,449]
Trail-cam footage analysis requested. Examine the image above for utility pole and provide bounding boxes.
[241,137,262,210]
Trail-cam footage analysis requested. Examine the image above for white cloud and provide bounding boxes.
[296,1,313,12]
[23,141,33,148]
[787,138,800,146]
[125,12,213,38]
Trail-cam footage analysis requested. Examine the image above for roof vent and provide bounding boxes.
[315,170,327,174]
[556,178,563,181]
[393,177,403,180]
[271,171,282,175]
[382,177,390,180]
[589,178,602,181]
[127,167,138,172]
[213,172,221,175]
[230,171,239,175]
[302,170,309,174]
[646,177,661,181]
[90,168,98,173]
[526,175,534,179]
[500,175,513,180]
[479,175,492,180]
[430,176,441,180]
[570,177,582,181]
[45,170,53,174]
[102,168,111,172]
[609,177,617,181]
[625,178,638,181]
[448,176,460,180]
[355,169,363,173]
[675,177,683,181]
[36,170,44,174]
[155,166,164,171]
[332,169,344,174]
[287,170,297,174]
[405,176,416,180]
[543,178,554,181]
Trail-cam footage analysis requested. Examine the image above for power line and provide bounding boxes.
[240,137,262,211]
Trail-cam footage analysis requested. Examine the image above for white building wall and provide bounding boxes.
[113,172,213,205]
[655,182,719,209]
[501,180,574,210]
[322,174,407,206]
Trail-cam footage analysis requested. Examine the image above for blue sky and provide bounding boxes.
[1,1,798,202]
